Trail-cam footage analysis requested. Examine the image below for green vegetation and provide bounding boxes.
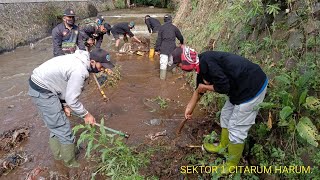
[105,65,122,87]
[146,96,169,109]
[71,0,320,179]
[132,0,169,8]
[114,0,126,9]
[179,0,320,179]
[73,118,154,180]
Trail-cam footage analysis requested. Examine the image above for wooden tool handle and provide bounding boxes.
[176,118,188,135]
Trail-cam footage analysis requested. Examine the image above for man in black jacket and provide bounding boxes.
[110,21,142,52]
[144,15,161,58]
[155,14,184,80]
[52,8,79,57]
[172,48,268,174]
[78,22,111,51]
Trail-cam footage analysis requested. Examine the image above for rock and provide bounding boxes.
[271,50,283,63]
[303,19,320,34]
[285,58,297,70]
[149,119,161,126]
[8,105,14,109]
[271,29,289,40]
[312,2,320,20]
[287,29,304,50]
[287,12,300,27]
[249,16,258,27]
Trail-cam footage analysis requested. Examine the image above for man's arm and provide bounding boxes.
[207,61,230,94]
[155,28,162,52]
[185,89,201,120]
[65,71,96,124]
[65,71,88,117]
[95,34,103,48]
[52,27,64,57]
[132,36,141,43]
[78,26,95,50]
[125,28,135,38]
[146,19,152,33]
[175,27,184,45]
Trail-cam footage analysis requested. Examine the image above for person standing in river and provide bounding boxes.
[155,14,184,80]
[144,15,161,58]
[78,21,112,51]
[171,46,268,175]
[52,8,79,57]
[28,49,114,168]
[110,21,142,52]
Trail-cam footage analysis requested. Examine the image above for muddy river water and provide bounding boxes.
[0,7,204,179]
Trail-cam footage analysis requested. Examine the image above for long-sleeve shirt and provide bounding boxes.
[197,51,267,105]
[30,50,91,116]
[155,22,184,55]
[78,24,104,50]
[52,23,79,57]
[110,22,134,37]
[145,17,161,33]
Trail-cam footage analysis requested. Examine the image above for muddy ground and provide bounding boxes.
[0,7,223,180]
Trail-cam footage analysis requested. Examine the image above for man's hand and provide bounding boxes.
[63,106,72,117]
[155,52,160,56]
[87,38,95,47]
[184,107,193,120]
[105,68,113,75]
[84,112,96,125]
[197,84,214,94]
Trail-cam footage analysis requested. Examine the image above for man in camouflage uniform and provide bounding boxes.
[78,16,112,51]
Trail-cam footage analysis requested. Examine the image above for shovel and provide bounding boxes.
[71,112,130,138]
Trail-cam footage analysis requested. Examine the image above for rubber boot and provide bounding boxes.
[149,48,155,58]
[219,143,244,175]
[160,69,167,80]
[203,128,229,154]
[60,143,80,168]
[49,137,62,160]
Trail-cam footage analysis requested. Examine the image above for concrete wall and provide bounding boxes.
[0,0,115,53]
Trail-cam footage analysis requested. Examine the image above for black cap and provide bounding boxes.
[103,23,112,31]
[90,48,115,69]
[63,8,76,16]
[164,14,172,22]
[97,15,104,21]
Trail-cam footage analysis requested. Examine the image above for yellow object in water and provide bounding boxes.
[136,51,144,56]
[149,48,155,58]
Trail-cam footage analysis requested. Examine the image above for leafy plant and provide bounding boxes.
[105,65,122,87]
[73,118,151,179]
[151,96,169,109]
[266,3,281,18]
[260,70,320,147]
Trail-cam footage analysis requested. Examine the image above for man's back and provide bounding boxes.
[112,22,129,34]
[145,17,161,33]
[156,22,184,55]
[31,50,90,100]
[198,51,267,104]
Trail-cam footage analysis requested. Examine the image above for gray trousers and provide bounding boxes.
[220,87,267,144]
[28,86,74,144]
